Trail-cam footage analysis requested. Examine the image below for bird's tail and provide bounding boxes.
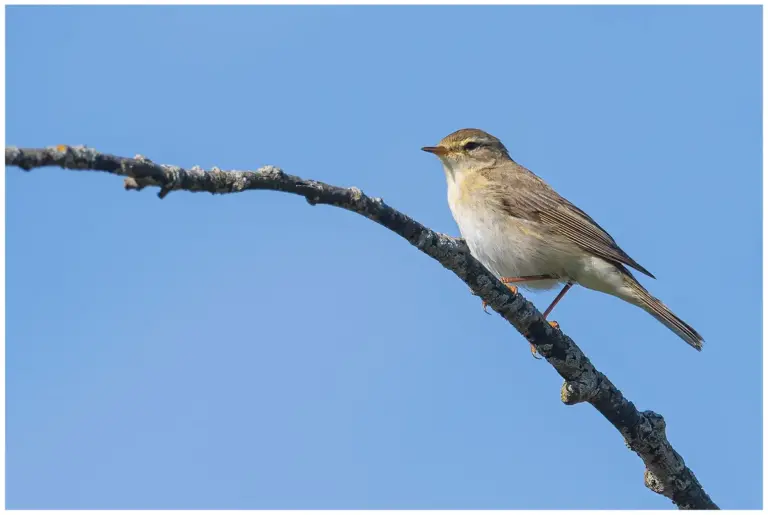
[624,276,704,350]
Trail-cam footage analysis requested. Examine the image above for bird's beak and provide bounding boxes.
[421,146,449,156]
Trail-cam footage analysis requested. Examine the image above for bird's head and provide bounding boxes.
[422,128,510,176]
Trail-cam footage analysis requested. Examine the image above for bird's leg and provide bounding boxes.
[479,275,572,360]
[528,282,574,358]
[498,274,558,298]
[499,277,557,353]
[542,281,573,320]
[500,274,558,285]
[480,275,557,313]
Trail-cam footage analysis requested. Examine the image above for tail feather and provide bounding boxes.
[625,278,704,350]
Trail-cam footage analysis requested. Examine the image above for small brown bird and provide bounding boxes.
[422,128,703,352]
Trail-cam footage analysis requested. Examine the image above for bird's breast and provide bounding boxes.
[448,184,571,290]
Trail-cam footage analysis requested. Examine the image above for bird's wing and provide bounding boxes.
[493,165,656,279]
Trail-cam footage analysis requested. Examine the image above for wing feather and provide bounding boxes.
[488,164,655,279]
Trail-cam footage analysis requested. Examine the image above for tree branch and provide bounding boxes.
[5,145,718,510]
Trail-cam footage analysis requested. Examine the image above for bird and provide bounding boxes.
[422,128,703,355]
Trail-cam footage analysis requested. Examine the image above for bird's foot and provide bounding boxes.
[529,321,558,359]
[481,283,518,314]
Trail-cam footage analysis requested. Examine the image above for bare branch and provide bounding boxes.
[6,145,718,510]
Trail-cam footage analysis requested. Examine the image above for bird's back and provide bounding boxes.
[477,160,655,279]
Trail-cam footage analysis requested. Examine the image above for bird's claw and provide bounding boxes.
[529,321,559,359]
[479,284,557,359]
[478,282,521,314]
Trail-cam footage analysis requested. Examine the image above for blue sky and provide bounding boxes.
[6,5,762,510]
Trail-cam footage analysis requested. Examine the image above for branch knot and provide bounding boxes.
[158,164,185,199]
[561,374,599,405]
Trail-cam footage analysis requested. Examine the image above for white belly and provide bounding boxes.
[451,201,634,299]
[453,203,570,291]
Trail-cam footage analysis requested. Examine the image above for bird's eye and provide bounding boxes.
[463,142,481,151]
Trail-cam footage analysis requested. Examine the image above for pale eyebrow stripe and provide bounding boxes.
[459,138,488,147]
